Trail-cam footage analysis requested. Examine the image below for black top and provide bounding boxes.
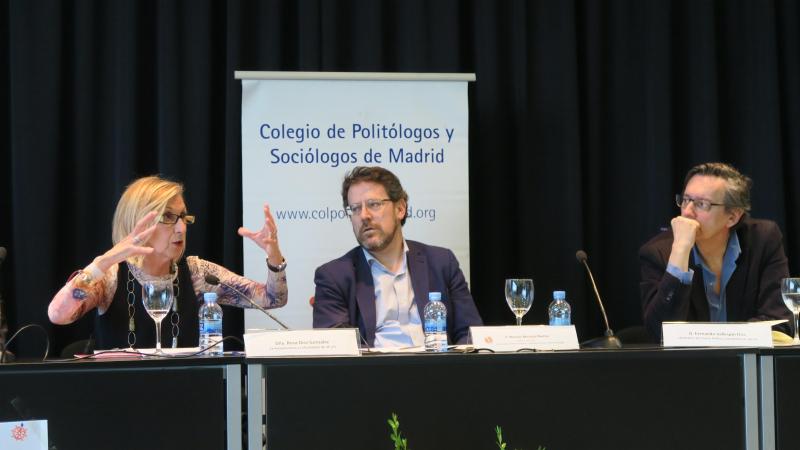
[95,259,200,350]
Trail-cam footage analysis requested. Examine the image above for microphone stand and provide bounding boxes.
[578,254,622,350]
[581,330,623,349]
[204,274,290,330]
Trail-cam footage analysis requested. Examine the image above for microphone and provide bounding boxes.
[576,250,622,349]
[204,274,290,330]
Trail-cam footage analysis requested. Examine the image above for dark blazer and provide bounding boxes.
[639,217,792,340]
[313,240,483,346]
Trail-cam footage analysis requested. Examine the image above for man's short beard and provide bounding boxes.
[358,224,399,252]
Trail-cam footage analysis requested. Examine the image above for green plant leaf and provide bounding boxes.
[495,425,506,449]
[388,413,408,450]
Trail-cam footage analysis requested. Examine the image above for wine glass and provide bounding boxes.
[141,279,175,354]
[505,278,534,326]
[781,277,800,345]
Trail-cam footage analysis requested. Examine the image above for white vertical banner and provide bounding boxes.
[239,72,473,329]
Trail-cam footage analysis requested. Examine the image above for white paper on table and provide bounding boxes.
[88,347,201,358]
[133,347,201,356]
[363,346,426,354]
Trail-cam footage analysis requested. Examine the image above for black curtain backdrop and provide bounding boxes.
[2,0,799,357]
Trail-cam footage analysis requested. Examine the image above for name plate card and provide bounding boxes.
[244,329,361,357]
[469,325,580,352]
[662,321,777,348]
[0,420,48,450]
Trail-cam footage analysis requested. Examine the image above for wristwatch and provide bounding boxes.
[267,258,287,272]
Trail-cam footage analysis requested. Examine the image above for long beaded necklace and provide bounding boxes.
[125,262,181,348]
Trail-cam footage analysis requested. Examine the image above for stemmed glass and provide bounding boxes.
[505,278,534,326]
[781,278,800,345]
[141,279,175,354]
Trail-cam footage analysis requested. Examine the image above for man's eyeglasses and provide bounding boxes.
[345,199,392,217]
[159,211,196,225]
[675,194,725,212]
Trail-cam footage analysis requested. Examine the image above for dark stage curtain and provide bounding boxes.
[2,0,799,356]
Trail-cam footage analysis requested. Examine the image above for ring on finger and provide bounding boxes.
[132,236,142,245]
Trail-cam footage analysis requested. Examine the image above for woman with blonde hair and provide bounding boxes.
[48,176,288,350]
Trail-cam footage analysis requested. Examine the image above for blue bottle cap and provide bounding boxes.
[204,292,218,302]
[428,292,442,301]
[553,290,566,300]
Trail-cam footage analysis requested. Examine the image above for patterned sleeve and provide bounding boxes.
[187,256,288,309]
[48,265,119,324]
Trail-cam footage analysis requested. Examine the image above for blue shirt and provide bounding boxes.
[362,241,425,348]
[666,231,741,322]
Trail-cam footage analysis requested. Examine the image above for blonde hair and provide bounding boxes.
[112,176,185,261]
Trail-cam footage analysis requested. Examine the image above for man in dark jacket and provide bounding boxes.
[639,162,792,340]
[313,166,482,348]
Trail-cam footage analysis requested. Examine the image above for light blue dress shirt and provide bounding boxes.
[362,241,425,347]
[666,231,741,322]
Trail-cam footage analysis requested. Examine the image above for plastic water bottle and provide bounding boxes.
[548,290,571,326]
[423,292,448,352]
[199,292,223,356]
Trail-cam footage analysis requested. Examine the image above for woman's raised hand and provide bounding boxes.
[95,211,159,271]
[238,203,284,266]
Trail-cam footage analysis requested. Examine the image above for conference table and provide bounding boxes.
[759,347,800,450]
[1,346,797,450]
[0,356,243,450]
[246,347,762,450]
